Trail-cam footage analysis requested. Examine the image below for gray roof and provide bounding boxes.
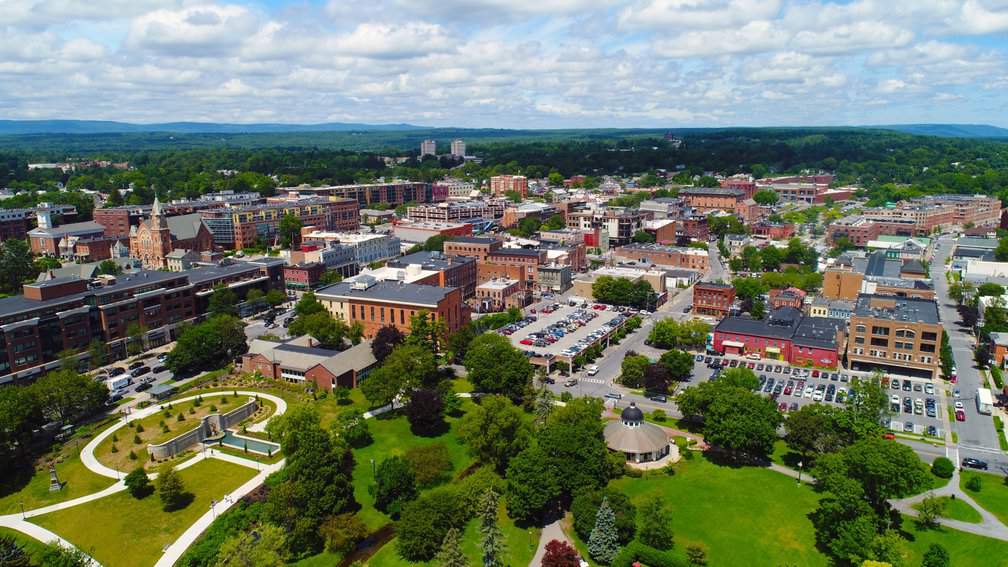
[247,338,377,375]
[450,236,499,245]
[316,278,455,307]
[853,251,901,278]
[952,247,995,260]
[186,261,268,286]
[603,419,668,454]
[715,311,800,340]
[990,332,1008,346]
[901,259,926,274]
[792,317,844,349]
[388,250,473,270]
[28,221,104,238]
[680,187,744,197]
[853,294,940,324]
[491,248,542,257]
[165,213,208,241]
[956,237,999,250]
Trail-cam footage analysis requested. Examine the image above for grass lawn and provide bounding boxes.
[900,517,1008,567]
[961,470,1008,525]
[350,402,475,530]
[0,527,51,561]
[366,502,540,567]
[94,394,249,471]
[31,459,256,567]
[0,450,114,515]
[913,496,982,523]
[610,455,829,567]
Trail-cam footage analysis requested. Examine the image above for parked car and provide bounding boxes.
[891,379,901,390]
[135,382,152,392]
[903,381,912,391]
[587,365,600,376]
[131,366,151,378]
[151,365,167,374]
[956,409,967,422]
[695,354,704,362]
[564,379,578,387]
[903,421,914,433]
[157,353,168,362]
[108,367,126,377]
[924,383,934,395]
[649,394,668,403]
[128,361,145,371]
[604,392,622,400]
[778,402,788,412]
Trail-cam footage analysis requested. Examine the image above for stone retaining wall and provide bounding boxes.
[147,398,258,461]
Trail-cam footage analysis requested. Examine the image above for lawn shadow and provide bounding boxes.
[778,450,804,468]
[164,491,195,512]
[702,448,769,469]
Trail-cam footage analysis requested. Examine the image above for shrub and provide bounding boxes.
[177,413,185,422]
[652,409,667,422]
[188,406,195,415]
[967,475,983,492]
[931,457,954,479]
[110,444,118,453]
[320,513,369,555]
[210,405,218,412]
[404,443,453,488]
[405,388,446,436]
[560,391,573,402]
[128,450,137,461]
[611,541,687,567]
[133,434,142,444]
[136,423,144,433]
[112,434,118,443]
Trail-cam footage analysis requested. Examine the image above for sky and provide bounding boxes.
[2,0,1008,129]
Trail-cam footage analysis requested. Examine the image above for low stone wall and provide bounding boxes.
[147,398,259,461]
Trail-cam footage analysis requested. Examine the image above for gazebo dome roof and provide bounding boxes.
[620,402,644,423]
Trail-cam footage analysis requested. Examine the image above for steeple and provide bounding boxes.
[150,194,167,230]
[152,194,163,217]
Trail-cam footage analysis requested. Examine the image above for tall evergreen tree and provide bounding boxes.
[588,497,620,564]
[435,527,469,567]
[479,489,505,567]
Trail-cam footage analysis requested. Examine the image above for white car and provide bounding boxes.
[587,365,599,376]
[955,401,965,410]
[924,383,934,395]
[803,385,815,398]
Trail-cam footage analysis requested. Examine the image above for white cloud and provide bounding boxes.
[126,4,260,56]
[619,0,782,30]
[328,22,454,59]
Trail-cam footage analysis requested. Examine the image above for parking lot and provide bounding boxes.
[703,355,945,440]
[501,303,640,361]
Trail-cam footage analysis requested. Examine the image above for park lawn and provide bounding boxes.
[351,402,475,530]
[913,496,983,523]
[900,516,1008,567]
[961,470,1008,525]
[0,450,113,515]
[609,455,829,567]
[94,394,248,471]
[0,527,51,561]
[31,459,256,567]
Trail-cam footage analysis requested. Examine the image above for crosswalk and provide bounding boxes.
[580,377,607,384]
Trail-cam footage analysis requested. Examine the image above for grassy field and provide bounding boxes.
[961,470,1008,525]
[900,518,1008,567]
[0,450,113,515]
[94,395,249,470]
[350,403,475,529]
[914,496,983,523]
[365,501,540,567]
[31,459,256,567]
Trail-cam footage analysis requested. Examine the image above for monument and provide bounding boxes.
[48,462,63,492]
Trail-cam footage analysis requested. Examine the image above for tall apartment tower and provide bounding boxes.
[420,139,437,157]
[450,139,466,158]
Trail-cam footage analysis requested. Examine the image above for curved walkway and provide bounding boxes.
[892,468,1008,541]
[0,389,288,566]
[81,390,288,479]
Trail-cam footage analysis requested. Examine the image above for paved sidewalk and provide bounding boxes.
[892,468,1008,541]
[530,519,568,567]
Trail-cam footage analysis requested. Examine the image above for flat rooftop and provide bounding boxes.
[316,278,454,306]
[853,294,940,324]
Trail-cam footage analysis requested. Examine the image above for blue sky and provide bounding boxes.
[1,0,1007,128]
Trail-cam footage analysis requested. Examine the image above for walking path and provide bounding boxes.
[530,519,568,567]
[0,388,288,566]
[892,468,1008,541]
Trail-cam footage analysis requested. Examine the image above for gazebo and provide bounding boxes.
[603,403,674,465]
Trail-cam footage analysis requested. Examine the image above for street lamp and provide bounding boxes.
[20,500,25,520]
[370,458,376,478]
[797,461,803,485]
[210,499,217,518]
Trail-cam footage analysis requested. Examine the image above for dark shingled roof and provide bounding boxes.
[792,317,844,349]
[715,309,801,340]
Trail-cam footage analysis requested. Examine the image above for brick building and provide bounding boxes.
[130,199,215,269]
[284,262,327,292]
[315,276,468,339]
[94,191,263,238]
[392,220,473,245]
[279,181,443,207]
[242,336,377,391]
[478,248,547,289]
[490,175,528,198]
[846,294,943,379]
[443,236,502,261]
[199,196,359,249]
[768,287,806,310]
[751,222,796,240]
[679,187,745,215]
[613,243,710,271]
[692,282,735,318]
[713,307,846,369]
[475,278,524,312]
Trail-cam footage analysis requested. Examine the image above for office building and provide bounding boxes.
[692,282,736,318]
[421,139,437,157]
[299,230,401,265]
[490,175,528,198]
[450,139,466,158]
[846,294,943,379]
[199,196,358,249]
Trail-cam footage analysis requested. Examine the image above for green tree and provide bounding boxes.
[87,339,106,369]
[446,322,478,364]
[208,285,238,317]
[464,333,534,400]
[921,543,951,567]
[96,259,121,275]
[588,497,620,565]
[638,497,675,550]
[571,489,636,545]
[460,395,532,473]
[126,321,147,356]
[320,513,369,556]
[547,171,565,186]
[703,385,782,458]
[156,466,189,511]
[332,409,371,448]
[288,311,348,350]
[165,315,247,375]
[542,213,566,231]
[978,283,1005,297]
[406,388,446,436]
[31,369,108,423]
[434,527,468,567]
[505,442,561,523]
[479,489,505,567]
[686,544,707,566]
[753,190,779,205]
[0,239,36,294]
[619,353,650,388]
[216,523,286,567]
[361,343,438,407]
[407,310,446,353]
[659,349,694,382]
[37,543,92,567]
[648,319,710,349]
[784,404,844,459]
[265,289,286,307]
[917,494,945,529]
[996,236,1008,262]
[397,486,466,561]
[750,298,766,319]
[123,467,153,498]
[278,213,303,248]
[0,535,31,567]
[372,456,418,515]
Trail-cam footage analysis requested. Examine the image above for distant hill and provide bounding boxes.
[870,123,1008,139]
[0,120,427,135]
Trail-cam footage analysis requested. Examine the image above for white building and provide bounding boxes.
[420,139,437,157]
[301,231,401,265]
[450,139,466,158]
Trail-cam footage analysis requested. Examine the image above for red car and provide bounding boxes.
[882,433,895,440]
[520,338,534,345]
[956,409,966,422]
[747,362,756,369]
[778,402,788,412]
[593,304,606,310]
[812,370,820,378]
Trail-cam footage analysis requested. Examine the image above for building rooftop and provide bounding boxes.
[477,278,519,290]
[792,317,844,349]
[679,187,744,197]
[316,277,455,306]
[28,221,104,238]
[490,248,543,258]
[956,237,999,250]
[695,281,733,289]
[715,308,801,340]
[853,294,940,324]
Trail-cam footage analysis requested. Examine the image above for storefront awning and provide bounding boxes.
[723,340,744,348]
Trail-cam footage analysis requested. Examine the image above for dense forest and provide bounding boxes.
[1,128,1008,212]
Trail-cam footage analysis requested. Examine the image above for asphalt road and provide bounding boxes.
[244,309,296,341]
[930,237,1001,458]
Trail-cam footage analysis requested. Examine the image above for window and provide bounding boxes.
[922,331,938,341]
[870,338,888,347]
[920,343,936,353]
[856,325,866,333]
[380,308,385,323]
[855,336,865,344]
[895,329,916,339]
[370,306,375,321]
[871,326,890,336]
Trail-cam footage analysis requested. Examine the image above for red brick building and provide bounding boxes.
[713,307,845,369]
[130,198,215,269]
[692,282,735,318]
[242,337,377,391]
[613,243,710,271]
[751,222,796,240]
[768,287,806,310]
[490,175,528,198]
[284,262,326,292]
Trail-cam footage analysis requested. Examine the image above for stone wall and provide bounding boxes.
[147,398,259,461]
